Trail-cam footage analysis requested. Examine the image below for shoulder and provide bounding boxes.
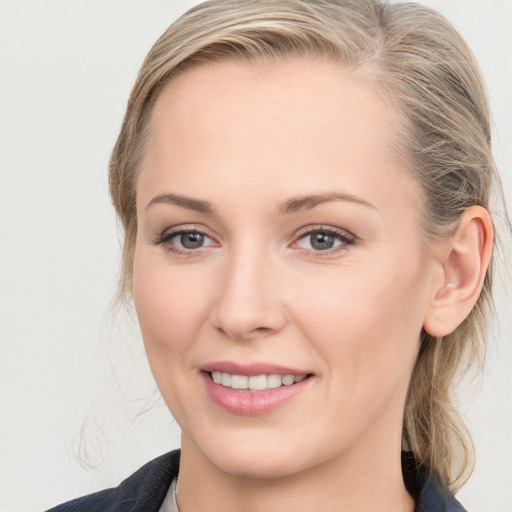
[402,452,467,512]
[416,475,467,512]
[45,450,180,512]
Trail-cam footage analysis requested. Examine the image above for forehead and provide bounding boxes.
[140,58,418,214]
[149,58,398,148]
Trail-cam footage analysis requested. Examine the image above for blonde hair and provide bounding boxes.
[109,0,499,492]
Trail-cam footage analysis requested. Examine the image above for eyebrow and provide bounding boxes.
[145,191,377,215]
[279,192,377,214]
[146,193,216,215]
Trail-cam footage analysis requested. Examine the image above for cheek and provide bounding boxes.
[291,257,427,386]
[132,249,210,360]
[131,247,218,425]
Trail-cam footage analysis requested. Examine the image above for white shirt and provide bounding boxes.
[159,477,179,512]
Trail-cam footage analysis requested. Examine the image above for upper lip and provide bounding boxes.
[202,361,311,376]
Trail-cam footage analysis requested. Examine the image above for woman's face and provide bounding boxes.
[134,59,442,478]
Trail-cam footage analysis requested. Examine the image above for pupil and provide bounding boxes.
[181,232,204,249]
[311,232,334,250]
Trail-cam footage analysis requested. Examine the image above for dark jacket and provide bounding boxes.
[46,450,467,511]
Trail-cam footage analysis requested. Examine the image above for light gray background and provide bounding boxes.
[1,1,510,511]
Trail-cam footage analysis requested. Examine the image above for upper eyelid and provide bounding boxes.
[293,224,356,241]
[160,224,215,238]
[159,224,355,236]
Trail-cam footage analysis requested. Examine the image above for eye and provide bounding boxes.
[154,227,217,254]
[173,231,208,249]
[294,227,355,253]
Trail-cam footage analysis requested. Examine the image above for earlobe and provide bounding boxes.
[423,206,493,338]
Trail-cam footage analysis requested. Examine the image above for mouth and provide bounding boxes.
[201,363,314,416]
[207,371,309,391]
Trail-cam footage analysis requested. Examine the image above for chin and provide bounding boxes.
[211,448,307,479]
[187,427,328,480]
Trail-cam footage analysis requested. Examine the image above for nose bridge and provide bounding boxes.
[211,239,285,339]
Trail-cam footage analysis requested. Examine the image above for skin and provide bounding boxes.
[133,58,448,512]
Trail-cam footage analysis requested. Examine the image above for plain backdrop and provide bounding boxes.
[0,1,510,511]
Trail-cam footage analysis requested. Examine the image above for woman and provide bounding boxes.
[47,0,501,510]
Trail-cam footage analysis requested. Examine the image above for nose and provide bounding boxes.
[209,246,287,341]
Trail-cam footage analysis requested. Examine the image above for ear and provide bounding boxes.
[423,206,494,338]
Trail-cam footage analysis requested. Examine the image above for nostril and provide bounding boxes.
[215,324,273,341]
[235,326,272,341]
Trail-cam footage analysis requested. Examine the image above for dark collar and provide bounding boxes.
[47,449,467,512]
[402,451,467,512]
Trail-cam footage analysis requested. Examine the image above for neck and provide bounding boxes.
[176,436,414,512]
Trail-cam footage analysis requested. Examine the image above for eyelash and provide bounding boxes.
[153,225,356,256]
[152,225,215,256]
[292,225,356,256]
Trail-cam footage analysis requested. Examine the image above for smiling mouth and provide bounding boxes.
[207,371,310,392]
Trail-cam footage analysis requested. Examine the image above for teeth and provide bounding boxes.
[221,373,231,387]
[266,374,282,389]
[231,375,248,389]
[248,375,267,391]
[210,372,308,391]
[282,375,295,386]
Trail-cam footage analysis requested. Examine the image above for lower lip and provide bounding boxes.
[202,372,312,416]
